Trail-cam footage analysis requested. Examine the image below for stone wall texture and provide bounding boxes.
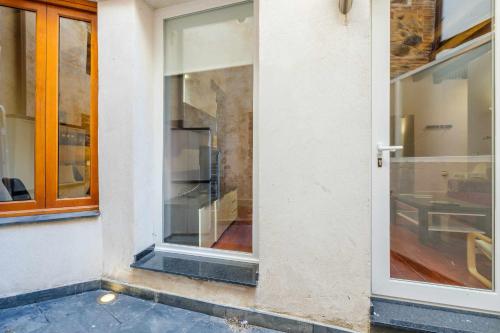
[390,0,438,78]
[183,65,253,211]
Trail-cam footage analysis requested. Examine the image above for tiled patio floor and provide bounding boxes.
[0,290,279,333]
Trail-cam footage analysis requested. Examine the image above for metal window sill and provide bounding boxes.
[131,245,258,287]
[0,210,100,227]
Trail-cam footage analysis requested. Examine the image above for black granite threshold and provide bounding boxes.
[0,280,101,310]
[0,210,100,227]
[371,297,500,333]
[102,279,352,333]
[130,246,259,287]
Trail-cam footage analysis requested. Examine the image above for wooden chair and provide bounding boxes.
[467,232,492,288]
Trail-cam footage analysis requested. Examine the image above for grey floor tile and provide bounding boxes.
[0,304,48,333]
[101,293,155,324]
[112,303,198,333]
[30,316,90,333]
[36,292,120,332]
[0,290,280,333]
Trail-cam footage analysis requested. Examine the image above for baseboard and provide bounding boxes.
[0,280,101,310]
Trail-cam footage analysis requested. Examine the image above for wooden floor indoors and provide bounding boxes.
[212,220,252,253]
[391,219,491,289]
[212,207,253,253]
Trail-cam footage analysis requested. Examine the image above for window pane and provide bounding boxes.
[390,0,494,289]
[0,7,36,202]
[58,17,91,199]
[163,2,254,252]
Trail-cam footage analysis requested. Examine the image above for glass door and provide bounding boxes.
[372,0,500,312]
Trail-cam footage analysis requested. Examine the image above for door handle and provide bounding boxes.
[377,143,403,156]
[376,143,403,167]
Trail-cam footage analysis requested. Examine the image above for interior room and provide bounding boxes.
[0,6,91,202]
[0,6,36,202]
[389,0,493,289]
[162,2,254,253]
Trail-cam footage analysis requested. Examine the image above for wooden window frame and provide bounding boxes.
[0,0,98,217]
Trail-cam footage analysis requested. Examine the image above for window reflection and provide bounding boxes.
[163,2,254,253]
[389,0,493,289]
[58,17,92,199]
[0,7,36,202]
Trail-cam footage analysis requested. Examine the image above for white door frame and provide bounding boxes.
[371,0,500,313]
[152,0,259,263]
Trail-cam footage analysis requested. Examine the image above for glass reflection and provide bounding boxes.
[389,0,493,289]
[58,17,92,199]
[0,7,36,202]
[163,2,254,253]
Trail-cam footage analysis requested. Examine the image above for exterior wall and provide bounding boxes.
[0,218,102,297]
[256,0,371,330]
[98,0,157,277]
[99,0,371,332]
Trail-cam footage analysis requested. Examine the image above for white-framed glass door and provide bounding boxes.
[152,0,258,263]
[372,0,500,312]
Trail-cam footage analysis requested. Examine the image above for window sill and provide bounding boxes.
[131,245,259,287]
[0,210,100,227]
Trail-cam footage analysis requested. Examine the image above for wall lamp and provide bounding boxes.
[339,0,353,24]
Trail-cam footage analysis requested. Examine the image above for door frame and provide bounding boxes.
[152,0,259,263]
[371,0,500,313]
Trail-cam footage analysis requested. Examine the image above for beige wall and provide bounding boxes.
[468,48,493,156]
[0,218,103,297]
[395,45,493,158]
[400,76,469,157]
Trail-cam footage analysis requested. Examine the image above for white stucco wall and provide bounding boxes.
[98,0,372,332]
[98,0,157,277]
[256,0,372,330]
[0,218,102,297]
